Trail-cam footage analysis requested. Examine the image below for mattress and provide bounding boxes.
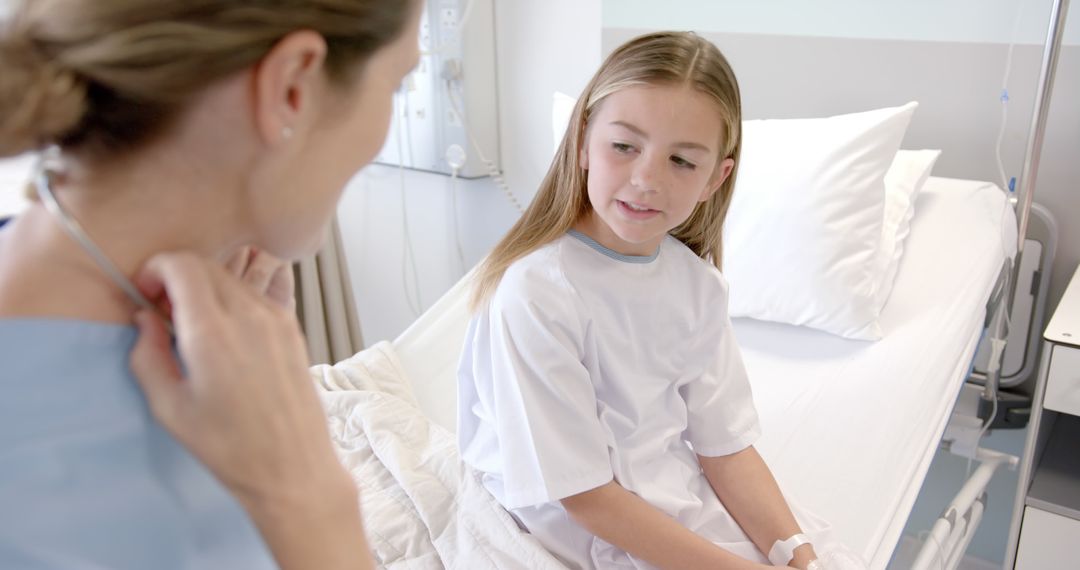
[393,176,1016,569]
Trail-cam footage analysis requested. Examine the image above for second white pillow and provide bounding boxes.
[875,149,942,310]
[723,102,918,340]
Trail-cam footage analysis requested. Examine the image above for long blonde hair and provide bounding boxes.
[470,31,742,309]
[0,0,418,161]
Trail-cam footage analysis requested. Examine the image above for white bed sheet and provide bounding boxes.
[737,176,1015,568]
[393,176,1015,569]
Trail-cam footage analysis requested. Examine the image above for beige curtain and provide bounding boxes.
[294,219,364,364]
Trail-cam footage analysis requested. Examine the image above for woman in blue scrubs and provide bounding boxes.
[0,1,421,568]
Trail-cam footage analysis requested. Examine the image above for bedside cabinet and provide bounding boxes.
[1006,264,1080,569]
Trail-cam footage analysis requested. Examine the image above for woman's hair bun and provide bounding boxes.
[0,35,87,157]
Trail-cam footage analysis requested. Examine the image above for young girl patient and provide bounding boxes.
[456,32,865,570]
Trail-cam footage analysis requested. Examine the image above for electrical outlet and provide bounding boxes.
[374,0,498,178]
[441,8,457,30]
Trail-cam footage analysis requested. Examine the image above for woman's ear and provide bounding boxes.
[701,157,735,202]
[251,30,329,145]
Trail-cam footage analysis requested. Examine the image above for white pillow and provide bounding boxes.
[723,102,918,340]
[876,149,941,309]
[552,91,576,156]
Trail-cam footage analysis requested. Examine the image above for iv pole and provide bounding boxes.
[980,0,1069,421]
[1000,3,1071,567]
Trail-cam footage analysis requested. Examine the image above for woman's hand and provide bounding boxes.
[128,251,370,570]
[224,246,297,312]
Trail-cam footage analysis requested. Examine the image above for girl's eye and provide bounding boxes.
[671,155,697,170]
[612,142,635,154]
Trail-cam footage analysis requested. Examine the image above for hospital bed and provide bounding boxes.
[383,175,1017,569]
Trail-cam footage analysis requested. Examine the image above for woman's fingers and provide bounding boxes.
[224,246,253,278]
[130,308,187,423]
[264,262,297,310]
[233,248,297,310]
[240,248,283,297]
[133,252,225,328]
[129,253,228,428]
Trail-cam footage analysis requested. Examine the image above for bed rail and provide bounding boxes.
[911,447,1019,570]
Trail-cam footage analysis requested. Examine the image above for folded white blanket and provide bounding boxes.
[312,344,567,570]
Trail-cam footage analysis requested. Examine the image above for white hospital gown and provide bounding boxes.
[457,231,834,569]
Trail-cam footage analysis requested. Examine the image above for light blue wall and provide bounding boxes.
[603,0,1080,45]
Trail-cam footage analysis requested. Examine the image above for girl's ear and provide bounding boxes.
[701,157,735,202]
[578,134,590,170]
[578,116,594,170]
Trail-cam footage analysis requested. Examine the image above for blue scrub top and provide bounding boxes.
[0,319,277,569]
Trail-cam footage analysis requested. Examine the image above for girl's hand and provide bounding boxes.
[127,252,363,567]
[786,543,819,569]
[224,246,297,312]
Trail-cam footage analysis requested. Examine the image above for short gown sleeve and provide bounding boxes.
[679,275,762,457]
[457,263,614,509]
